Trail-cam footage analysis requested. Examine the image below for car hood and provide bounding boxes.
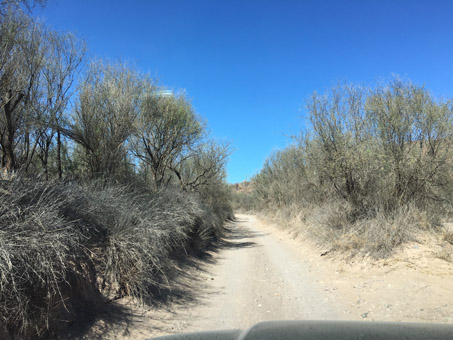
[148,320,453,340]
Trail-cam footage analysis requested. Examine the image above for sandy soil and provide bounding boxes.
[62,214,453,339]
[256,215,453,324]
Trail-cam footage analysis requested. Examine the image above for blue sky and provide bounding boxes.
[37,0,453,183]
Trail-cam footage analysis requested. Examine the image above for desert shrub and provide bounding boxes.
[307,83,376,213]
[70,61,142,178]
[306,200,354,237]
[247,77,453,257]
[339,205,433,258]
[0,179,97,338]
[86,183,202,301]
[306,78,453,215]
[304,202,438,258]
[57,180,222,303]
[366,79,453,210]
[231,190,256,212]
[252,145,322,210]
[0,177,228,339]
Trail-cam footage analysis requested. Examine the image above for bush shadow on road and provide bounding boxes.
[212,217,266,250]
[56,216,262,339]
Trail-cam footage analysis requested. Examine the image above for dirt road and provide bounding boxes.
[78,214,453,339]
[80,214,347,339]
[178,214,343,330]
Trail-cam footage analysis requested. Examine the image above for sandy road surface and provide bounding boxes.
[73,214,453,340]
[179,214,343,330]
[74,214,346,339]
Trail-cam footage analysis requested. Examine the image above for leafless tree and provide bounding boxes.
[34,30,84,179]
[0,11,44,171]
[172,140,230,191]
[0,0,45,16]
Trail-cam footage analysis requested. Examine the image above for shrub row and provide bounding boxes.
[237,78,453,258]
[0,178,229,339]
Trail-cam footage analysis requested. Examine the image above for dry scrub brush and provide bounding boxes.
[0,178,227,339]
[0,179,89,338]
[0,7,231,339]
[62,179,228,303]
[247,77,453,258]
[305,201,438,258]
[71,181,205,302]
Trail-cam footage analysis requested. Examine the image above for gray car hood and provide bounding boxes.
[149,320,453,340]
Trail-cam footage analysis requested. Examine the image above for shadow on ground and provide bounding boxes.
[213,217,265,250]
[55,215,262,340]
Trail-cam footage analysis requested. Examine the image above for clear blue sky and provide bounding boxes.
[36,0,453,183]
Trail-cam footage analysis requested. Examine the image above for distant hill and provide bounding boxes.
[231,180,252,193]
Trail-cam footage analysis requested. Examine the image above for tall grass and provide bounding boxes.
[0,178,229,339]
[0,179,93,338]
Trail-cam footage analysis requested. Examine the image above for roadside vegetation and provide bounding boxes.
[0,1,231,339]
[234,78,453,259]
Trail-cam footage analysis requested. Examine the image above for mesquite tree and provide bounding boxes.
[71,61,142,177]
[132,90,204,187]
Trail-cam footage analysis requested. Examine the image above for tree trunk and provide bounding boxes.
[57,129,62,179]
[0,147,5,168]
[43,153,48,180]
[4,105,16,171]
[42,138,51,180]
[2,90,24,172]
[23,130,30,172]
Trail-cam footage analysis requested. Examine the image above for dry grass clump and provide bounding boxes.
[304,202,441,258]
[0,178,227,339]
[68,180,227,303]
[0,179,94,338]
[438,229,453,262]
[443,230,453,245]
[306,200,353,237]
[74,182,205,302]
